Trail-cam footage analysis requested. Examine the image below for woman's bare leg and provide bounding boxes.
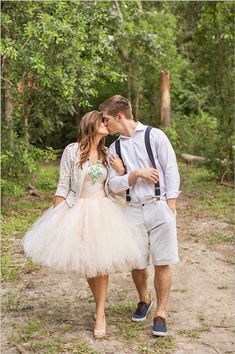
[87,274,108,332]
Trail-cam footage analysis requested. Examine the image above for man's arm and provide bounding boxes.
[153,129,180,212]
[108,144,159,193]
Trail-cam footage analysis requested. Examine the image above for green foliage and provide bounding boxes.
[174,110,218,155]
[1,0,234,185]
[1,132,56,195]
[179,162,234,223]
[1,255,20,282]
[172,1,234,178]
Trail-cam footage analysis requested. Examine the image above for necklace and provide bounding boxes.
[88,159,103,184]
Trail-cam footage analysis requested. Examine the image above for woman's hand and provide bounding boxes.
[110,154,125,176]
[54,196,65,207]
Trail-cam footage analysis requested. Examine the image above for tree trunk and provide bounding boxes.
[127,65,132,102]
[160,70,171,127]
[114,0,123,22]
[136,0,143,13]
[74,101,81,129]
[22,100,32,151]
[135,87,141,120]
[2,64,14,150]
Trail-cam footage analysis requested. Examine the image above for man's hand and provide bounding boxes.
[128,168,159,186]
[137,168,159,184]
[110,154,125,176]
[167,198,176,215]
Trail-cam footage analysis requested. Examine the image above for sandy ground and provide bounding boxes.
[1,195,235,354]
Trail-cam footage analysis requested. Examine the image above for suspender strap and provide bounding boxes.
[115,140,131,202]
[115,126,161,202]
[144,126,161,199]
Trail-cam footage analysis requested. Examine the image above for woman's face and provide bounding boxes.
[96,121,109,137]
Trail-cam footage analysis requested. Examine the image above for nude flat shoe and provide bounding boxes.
[94,317,106,339]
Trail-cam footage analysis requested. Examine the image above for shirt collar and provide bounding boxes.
[118,121,146,140]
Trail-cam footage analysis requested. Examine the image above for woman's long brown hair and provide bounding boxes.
[77,111,107,168]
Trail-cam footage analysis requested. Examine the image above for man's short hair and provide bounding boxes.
[99,95,133,120]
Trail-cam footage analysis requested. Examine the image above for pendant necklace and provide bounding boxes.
[88,159,103,184]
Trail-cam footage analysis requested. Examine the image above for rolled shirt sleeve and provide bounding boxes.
[55,146,72,198]
[107,144,131,194]
[153,129,180,199]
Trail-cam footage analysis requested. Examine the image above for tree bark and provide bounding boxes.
[74,101,81,128]
[135,87,141,120]
[136,0,143,13]
[2,63,14,150]
[127,65,132,102]
[160,70,171,127]
[114,0,123,22]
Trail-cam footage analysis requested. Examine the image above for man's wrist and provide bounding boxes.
[167,198,176,211]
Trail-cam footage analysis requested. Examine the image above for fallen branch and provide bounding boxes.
[181,153,206,164]
[198,341,220,354]
[216,257,235,265]
[220,181,234,188]
[211,325,235,329]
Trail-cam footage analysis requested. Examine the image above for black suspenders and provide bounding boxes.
[145,126,161,200]
[115,126,161,202]
[115,139,131,202]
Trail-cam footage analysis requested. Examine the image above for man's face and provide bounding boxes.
[102,112,121,135]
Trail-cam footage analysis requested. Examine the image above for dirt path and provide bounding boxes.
[1,195,235,354]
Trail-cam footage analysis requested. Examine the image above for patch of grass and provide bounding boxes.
[218,285,229,290]
[24,277,36,289]
[177,328,200,339]
[2,289,22,312]
[113,286,133,301]
[72,343,98,354]
[22,258,41,274]
[1,254,20,282]
[108,301,135,316]
[198,324,211,332]
[116,321,143,341]
[34,164,58,193]
[107,302,144,341]
[198,313,206,322]
[177,324,211,339]
[138,335,175,354]
[64,340,98,354]
[179,163,234,223]
[12,319,98,354]
[169,308,178,314]
[172,288,187,293]
[209,234,234,245]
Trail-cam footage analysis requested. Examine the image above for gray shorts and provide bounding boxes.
[126,199,179,268]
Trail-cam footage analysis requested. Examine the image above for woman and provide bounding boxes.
[22,111,143,339]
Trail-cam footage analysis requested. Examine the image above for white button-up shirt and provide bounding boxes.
[108,122,180,204]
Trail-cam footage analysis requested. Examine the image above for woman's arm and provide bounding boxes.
[54,146,72,206]
[109,154,125,176]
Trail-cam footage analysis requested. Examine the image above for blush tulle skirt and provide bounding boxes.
[22,197,144,278]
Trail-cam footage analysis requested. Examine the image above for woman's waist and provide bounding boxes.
[79,189,107,198]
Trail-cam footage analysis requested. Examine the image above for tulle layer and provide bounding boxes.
[22,198,144,278]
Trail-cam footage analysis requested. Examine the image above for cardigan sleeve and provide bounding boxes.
[54,146,72,198]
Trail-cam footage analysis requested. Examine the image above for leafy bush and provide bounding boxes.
[1,135,56,196]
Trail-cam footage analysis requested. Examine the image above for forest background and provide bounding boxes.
[1,0,234,195]
[1,2,235,353]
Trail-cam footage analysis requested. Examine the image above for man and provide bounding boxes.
[99,95,180,337]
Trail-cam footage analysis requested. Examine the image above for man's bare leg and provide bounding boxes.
[132,268,151,303]
[154,265,171,318]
